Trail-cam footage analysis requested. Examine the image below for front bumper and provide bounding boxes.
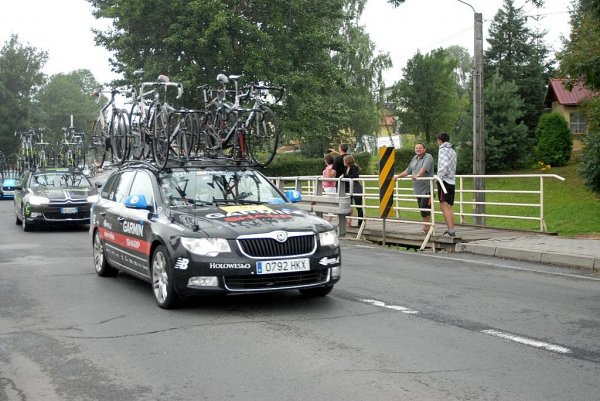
[26,203,92,225]
[170,248,341,296]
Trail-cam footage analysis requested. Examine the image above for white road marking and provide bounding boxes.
[360,298,572,355]
[481,329,572,354]
[360,299,418,314]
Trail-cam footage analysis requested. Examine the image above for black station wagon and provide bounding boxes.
[91,160,341,308]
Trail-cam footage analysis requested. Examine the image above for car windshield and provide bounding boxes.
[159,169,285,207]
[31,173,92,189]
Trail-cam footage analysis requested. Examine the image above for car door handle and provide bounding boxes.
[100,212,106,216]
[117,217,125,221]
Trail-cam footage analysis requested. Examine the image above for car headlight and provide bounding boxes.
[319,229,339,247]
[28,195,50,205]
[181,237,231,257]
[87,194,99,203]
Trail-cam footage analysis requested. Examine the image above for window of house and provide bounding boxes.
[569,112,587,134]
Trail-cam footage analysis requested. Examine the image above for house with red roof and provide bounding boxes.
[543,78,596,134]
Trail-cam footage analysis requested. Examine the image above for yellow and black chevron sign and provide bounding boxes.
[379,146,395,218]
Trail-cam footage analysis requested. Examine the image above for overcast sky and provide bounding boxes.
[0,0,572,86]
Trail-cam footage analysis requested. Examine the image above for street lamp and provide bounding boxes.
[457,0,485,225]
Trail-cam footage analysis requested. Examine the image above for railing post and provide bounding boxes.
[540,176,546,232]
[459,176,465,224]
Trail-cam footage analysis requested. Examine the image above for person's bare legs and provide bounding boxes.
[439,201,455,231]
[422,215,431,232]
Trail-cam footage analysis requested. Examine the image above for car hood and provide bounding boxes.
[30,187,96,201]
[168,203,333,237]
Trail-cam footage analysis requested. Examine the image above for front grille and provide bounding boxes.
[237,234,316,258]
[42,204,91,220]
[223,270,329,291]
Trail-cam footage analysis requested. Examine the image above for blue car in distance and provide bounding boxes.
[0,177,17,199]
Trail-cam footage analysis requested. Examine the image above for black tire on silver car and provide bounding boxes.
[151,245,179,309]
[299,286,333,297]
[21,206,33,232]
[93,229,118,277]
[15,212,21,225]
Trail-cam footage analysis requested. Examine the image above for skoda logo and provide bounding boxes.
[275,231,288,243]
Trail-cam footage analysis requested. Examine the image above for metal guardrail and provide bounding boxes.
[271,173,565,249]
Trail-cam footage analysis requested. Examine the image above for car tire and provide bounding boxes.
[151,245,179,309]
[298,286,333,297]
[22,207,33,232]
[93,229,118,277]
[15,213,21,225]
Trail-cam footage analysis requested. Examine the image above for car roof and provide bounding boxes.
[118,159,259,174]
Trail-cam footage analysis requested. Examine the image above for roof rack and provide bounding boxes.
[117,157,260,172]
[118,160,161,173]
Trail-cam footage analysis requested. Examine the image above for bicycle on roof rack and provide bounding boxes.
[90,86,134,167]
[210,75,284,167]
[128,71,183,167]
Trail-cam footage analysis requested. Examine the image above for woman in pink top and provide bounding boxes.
[322,153,336,194]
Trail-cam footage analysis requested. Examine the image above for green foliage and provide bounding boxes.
[578,130,600,193]
[390,48,461,143]
[535,112,572,167]
[34,70,101,142]
[0,35,47,155]
[484,0,553,138]
[263,153,325,177]
[559,0,600,91]
[484,71,530,172]
[558,1,600,193]
[88,0,387,158]
[575,98,600,193]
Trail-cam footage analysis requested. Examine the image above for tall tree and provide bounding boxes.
[88,0,387,156]
[559,0,600,193]
[34,70,100,143]
[390,48,461,144]
[332,2,391,152]
[484,71,529,171]
[484,0,553,140]
[0,35,47,156]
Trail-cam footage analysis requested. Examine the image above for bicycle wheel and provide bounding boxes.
[152,108,170,169]
[129,101,150,160]
[90,119,108,167]
[110,109,129,164]
[196,111,222,157]
[247,106,280,167]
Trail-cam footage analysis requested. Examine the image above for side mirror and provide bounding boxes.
[285,190,302,203]
[95,182,103,189]
[124,195,153,212]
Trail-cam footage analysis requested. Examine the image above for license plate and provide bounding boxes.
[61,207,78,214]
[256,258,310,274]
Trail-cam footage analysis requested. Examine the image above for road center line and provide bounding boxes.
[481,329,572,354]
[360,299,418,314]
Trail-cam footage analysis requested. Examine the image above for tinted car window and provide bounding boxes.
[129,171,155,204]
[159,170,284,206]
[103,171,135,202]
[31,172,91,189]
[101,173,120,200]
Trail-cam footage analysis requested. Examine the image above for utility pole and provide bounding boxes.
[473,11,485,225]
[457,0,486,225]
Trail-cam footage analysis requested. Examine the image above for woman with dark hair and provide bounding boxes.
[342,154,364,227]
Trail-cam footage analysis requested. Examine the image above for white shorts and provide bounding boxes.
[323,187,337,195]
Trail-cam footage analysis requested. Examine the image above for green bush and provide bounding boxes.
[263,153,323,177]
[578,130,600,194]
[535,113,572,167]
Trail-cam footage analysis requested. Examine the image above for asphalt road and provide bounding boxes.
[0,199,599,401]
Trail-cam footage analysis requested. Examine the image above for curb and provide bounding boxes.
[456,243,600,270]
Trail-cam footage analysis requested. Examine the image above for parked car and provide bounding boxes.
[91,160,341,308]
[14,167,99,231]
[1,177,17,199]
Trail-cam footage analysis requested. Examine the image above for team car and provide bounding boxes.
[91,160,341,308]
[14,167,99,231]
[1,176,18,199]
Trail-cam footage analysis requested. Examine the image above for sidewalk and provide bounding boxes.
[457,235,600,270]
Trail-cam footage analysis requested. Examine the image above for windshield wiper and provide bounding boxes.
[211,198,264,205]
